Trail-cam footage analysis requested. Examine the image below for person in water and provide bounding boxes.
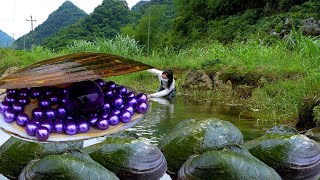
[147,68,176,100]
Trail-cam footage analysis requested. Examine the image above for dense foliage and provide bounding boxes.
[43,0,130,50]
[14,1,87,50]
[0,30,14,48]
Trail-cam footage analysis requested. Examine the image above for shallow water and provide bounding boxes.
[0,95,269,180]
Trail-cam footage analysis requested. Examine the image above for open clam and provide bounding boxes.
[0,52,152,142]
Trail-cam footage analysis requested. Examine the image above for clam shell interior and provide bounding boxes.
[0,93,145,143]
[0,52,153,89]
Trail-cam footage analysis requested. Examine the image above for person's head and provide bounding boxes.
[161,69,173,88]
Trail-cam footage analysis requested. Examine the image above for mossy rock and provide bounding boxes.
[178,145,281,180]
[85,137,167,180]
[159,118,243,175]
[0,137,83,179]
[19,150,118,180]
[245,133,320,180]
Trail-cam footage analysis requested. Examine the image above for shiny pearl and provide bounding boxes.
[95,79,106,89]
[25,121,38,136]
[96,118,109,130]
[135,101,148,114]
[16,113,30,126]
[5,94,15,104]
[136,93,148,103]
[88,115,99,126]
[4,109,16,123]
[102,103,111,112]
[77,120,90,133]
[115,86,127,95]
[19,88,29,97]
[40,120,53,133]
[36,126,50,141]
[45,108,56,119]
[30,87,42,99]
[17,96,29,105]
[0,101,11,113]
[12,102,24,113]
[126,97,137,107]
[56,106,67,117]
[126,92,135,99]
[64,121,78,135]
[119,110,132,123]
[39,98,51,109]
[105,81,116,90]
[107,114,120,126]
[122,104,134,115]
[6,89,17,94]
[53,119,64,133]
[111,96,124,109]
[32,108,44,119]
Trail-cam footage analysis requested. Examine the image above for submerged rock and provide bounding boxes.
[245,133,320,180]
[85,137,167,180]
[266,125,299,135]
[159,118,243,174]
[0,137,83,179]
[178,145,281,180]
[19,150,118,180]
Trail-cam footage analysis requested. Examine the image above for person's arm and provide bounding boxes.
[147,69,163,77]
[149,80,175,98]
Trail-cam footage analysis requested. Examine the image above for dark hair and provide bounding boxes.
[162,69,173,89]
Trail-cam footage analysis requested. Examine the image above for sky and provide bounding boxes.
[0,0,141,39]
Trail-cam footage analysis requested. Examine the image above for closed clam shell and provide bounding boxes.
[84,137,167,180]
[0,52,152,89]
[245,133,320,180]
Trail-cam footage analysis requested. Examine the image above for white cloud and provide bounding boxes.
[0,0,141,39]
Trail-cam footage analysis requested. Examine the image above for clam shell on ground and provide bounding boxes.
[178,145,281,180]
[85,137,167,180]
[18,150,119,180]
[159,118,243,175]
[0,52,152,89]
[0,137,83,179]
[245,133,320,180]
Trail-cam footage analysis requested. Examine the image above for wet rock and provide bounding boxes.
[302,17,320,36]
[182,70,213,90]
[305,127,320,142]
[178,145,281,180]
[159,118,243,175]
[266,125,299,135]
[85,137,167,180]
[245,133,320,180]
[0,137,83,179]
[19,150,118,180]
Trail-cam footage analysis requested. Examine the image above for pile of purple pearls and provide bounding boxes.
[0,79,148,141]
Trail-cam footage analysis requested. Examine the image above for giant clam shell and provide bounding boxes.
[0,137,83,179]
[0,52,152,89]
[178,145,281,180]
[85,137,167,180]
[159,118,243,175]
[0,52,152,142]
[19,150,119,180]
[245,133,320,180]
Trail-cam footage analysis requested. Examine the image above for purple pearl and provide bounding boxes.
[25,121,38,136]
[0,101,11,113]
[19,88,29,97]
[87,115,99,126]
[96,118,109,130]
[30,87,41,99]
[99,111,109,119]
[40,120,53,133]
[5,94,15,103]
[77,120,90,133]
[126,92,135,99]
[135,101,148,114]
[119,110,132,123]
[67,81,104,116]
[104,90,113,100]
[60,97,67,105]
[102,103,111,112]
[45,108,56,119]
[53,120,64,133]
[44,89,54,97]
[111,109,121,115]
[136,93,148,103]
[30,118,41,124]
[111,96,124,109]
[39,98,51,109]
[36,126,50,141]
[56,106,67,117]
[4,109,16,123]
[126,97,137,107]
[32,108,44,119]
[105,81,116,90]
[6,89,17,94]
[122,104,134,115]
[107,114,120,126]
[49,94,59,104]
[95,79,106,89]
[115,86,127,95]
[12,102,24,113]
[64,121,78,135]
[17,96,29,105]
[16,113,30,126]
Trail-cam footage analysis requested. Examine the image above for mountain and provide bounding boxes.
[0,30,15,48]
[43,0,131,50]
[14,1,88,49]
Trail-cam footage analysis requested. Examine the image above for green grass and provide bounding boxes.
[0,33,319,125]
